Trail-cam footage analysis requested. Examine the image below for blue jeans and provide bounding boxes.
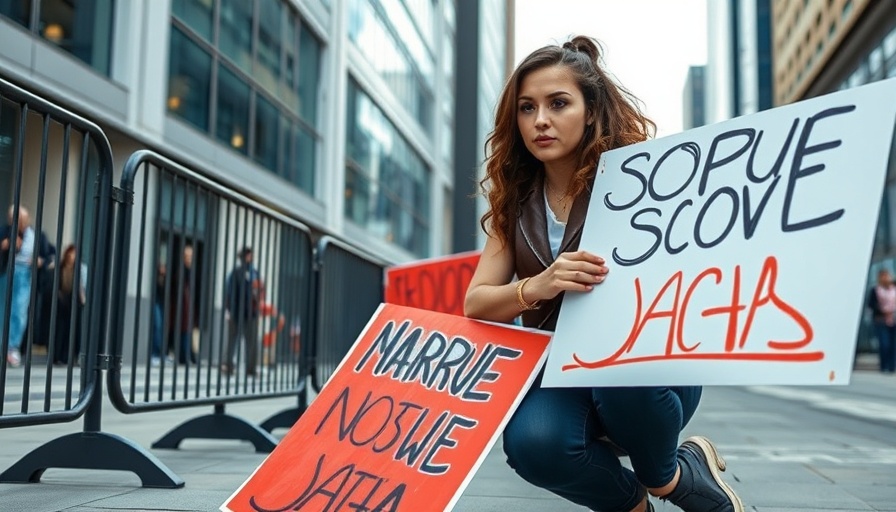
[151,302,163,358]
[874,322,896,372]
[503,377,701,512]
[0,265,32,352]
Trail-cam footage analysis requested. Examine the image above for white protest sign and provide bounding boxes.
[544,78,896,387]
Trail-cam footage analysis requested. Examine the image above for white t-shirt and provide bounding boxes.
[543,189,566,259]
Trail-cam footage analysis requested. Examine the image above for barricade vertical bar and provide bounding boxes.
[134,161,151,404]
[215,195,232,395]
[0,102,28,414]
[19,112,52,413]
[66,133,92,408]
[43,123,71,412]
[188,180,201,395]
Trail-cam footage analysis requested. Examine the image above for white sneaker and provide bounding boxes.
[150,356,161,367]
[7,349,21,368]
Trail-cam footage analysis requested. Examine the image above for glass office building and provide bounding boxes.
[0,0,499,262]
[770,1,896,351]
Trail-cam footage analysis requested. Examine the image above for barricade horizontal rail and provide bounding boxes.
[109,150,315,414]
[312,236,387,392]
[0,77,113,429]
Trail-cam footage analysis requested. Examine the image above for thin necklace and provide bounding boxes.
[545,181,571,212]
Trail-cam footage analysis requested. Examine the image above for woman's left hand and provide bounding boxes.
[525,250,609,303]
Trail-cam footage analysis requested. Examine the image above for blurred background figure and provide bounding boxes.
[52,244,86,365]
[222,247,262,376]
[0,206,55,367]
[867,268,896,373]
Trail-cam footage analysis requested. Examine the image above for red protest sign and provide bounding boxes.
[384,251,481,316]
[222,303,550,512]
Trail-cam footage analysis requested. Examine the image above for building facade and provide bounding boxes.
[771,1,896,352]
[772,0,878,106]
[0,0,509,266]
[705,0,774,123]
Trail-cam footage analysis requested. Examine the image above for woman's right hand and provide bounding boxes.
[525,250,609,303]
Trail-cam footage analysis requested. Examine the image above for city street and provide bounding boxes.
[1,360,895,511]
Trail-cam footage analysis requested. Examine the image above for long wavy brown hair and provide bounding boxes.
[480,36,655,245]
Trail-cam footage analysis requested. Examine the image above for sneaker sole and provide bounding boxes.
[684,436,744,512]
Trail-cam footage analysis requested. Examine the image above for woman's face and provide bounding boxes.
[516,65,589,175]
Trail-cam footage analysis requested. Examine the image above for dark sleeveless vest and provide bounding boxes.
[513,174,593,331]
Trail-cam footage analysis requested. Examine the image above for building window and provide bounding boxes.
[219,0,253,73]
[299,26,321,125]
[172,0,212,41]
[167,0,323,196]
[0,0,114,76]
[253,94,279,170]
[348,0,434,135]
[345,81,431,256]
[0,99,18,217]
[255,0,283,94]
[216,64,250,154]
[168,26,212,131]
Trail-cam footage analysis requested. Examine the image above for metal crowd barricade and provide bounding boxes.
[0,78,180,486]
[311,236,387,392]
[108,150,315,455]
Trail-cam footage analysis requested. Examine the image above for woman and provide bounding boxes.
[53,245,85,365]
[867,268,896,373]
[464,36,743,512]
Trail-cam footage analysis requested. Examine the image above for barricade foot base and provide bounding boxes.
[152,410,278,453]
[260,406,306,433]
[0,432,185,488]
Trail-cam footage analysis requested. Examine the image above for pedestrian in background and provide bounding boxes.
[52,244,85,365]
[171,244,197,364]
[464,36,743,512]
[867,268,896,373]
[222,246,261,376]
[0,205,55,367]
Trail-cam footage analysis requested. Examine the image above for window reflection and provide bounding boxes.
[168,0,321,193]
[282,12,299,112]
[348,0,434,134]
[173,0,213,41]
[0,0,31,27]
[168,26,211,130]
[216,65,250,154]
[346,82,430,256]
[256,0,282,93]
[0,100,18,217]
[219,0,253,73]
[299,27,321,125]
[254,94,279,170]
[0,0,114,75]
[295,125,316,194]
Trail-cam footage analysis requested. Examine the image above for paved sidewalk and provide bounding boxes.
[1,361,894,511]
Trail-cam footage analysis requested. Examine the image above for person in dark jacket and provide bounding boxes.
[222,246,261,376]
